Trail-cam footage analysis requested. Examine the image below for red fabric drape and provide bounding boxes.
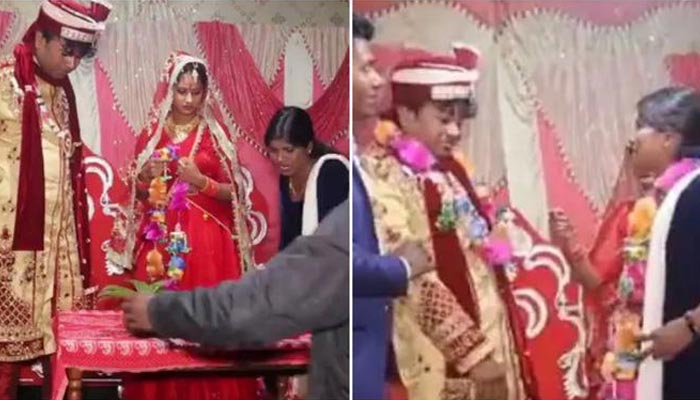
[0,363,18,400]
[0,11,14,49]
[196,21,348,252]
[195,21,349,151]
[307,51,349,149]
[667,53,700,90]
[196,21,283,149]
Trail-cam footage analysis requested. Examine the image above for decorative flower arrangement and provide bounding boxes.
[374,120,399,146]
[143,146,191,289]
[618,196,656,304]
[375,120,437,173]
[601,157,700,395]
[380,123,515,269]
[654,157,700,193]
[600,195,656,393]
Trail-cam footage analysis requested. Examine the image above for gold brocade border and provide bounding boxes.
[0,337,45,362]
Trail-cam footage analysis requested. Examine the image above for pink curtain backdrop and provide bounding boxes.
[89,21,347,277]
[356,2,700,400]
[194,21,348,258]
[0,11,346,387]
[358,0,700,249]
[357,0,678,25]
[0,10,14,50]
[95,59,138,176]
[269,56,285,102]
[667,53,700,91]
[195,21,349,151]
[1,10,346,287]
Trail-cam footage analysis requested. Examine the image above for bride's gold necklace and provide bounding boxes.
[166,115,200,143]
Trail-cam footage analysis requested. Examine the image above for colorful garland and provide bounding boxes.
[600,158,700,394]
[599,195,655,399]
[144,145,191,288]
[381,124,515,269]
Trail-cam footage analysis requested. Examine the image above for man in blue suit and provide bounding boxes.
[352,14,431,400]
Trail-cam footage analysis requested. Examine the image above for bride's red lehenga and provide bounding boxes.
[118,52,259,400]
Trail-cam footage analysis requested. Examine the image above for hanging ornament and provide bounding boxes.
[169,182,189,212]
[165,224,191,287]
[145,248,164,279]
[144,145,187,283]
[148,178,168,208]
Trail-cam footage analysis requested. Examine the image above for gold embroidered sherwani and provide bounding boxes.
[360,142,495,400]
[418,165,527,400]
[0,56,83,361]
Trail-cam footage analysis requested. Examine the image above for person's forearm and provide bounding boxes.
[564,250,602,290]
[353,246,407,297]
[148,281,295,347]
[212,183,234,201]
[148,216,349,347]
[192,173,233,201]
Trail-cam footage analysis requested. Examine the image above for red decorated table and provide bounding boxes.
[51,311,310,400]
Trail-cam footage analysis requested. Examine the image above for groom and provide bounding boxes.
[0,1,111,399]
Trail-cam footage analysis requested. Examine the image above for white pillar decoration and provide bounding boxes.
[69,57,102,155]
[283,31,314,108]
[495,56,550,235]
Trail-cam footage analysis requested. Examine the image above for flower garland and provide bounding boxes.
[599,195,655,399]
[376,120,515,268]
[600,157,700,399]
[618,196,656,304]
[144,145,190,288]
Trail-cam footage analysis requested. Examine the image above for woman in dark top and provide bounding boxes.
[265,106,349,249]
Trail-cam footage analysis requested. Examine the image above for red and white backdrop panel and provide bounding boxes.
[356,1,700,400]
[0,1,348,290]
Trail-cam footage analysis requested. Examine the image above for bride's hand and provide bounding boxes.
[548,208,576,252]
[139,160,168,181]
[177,157,206,189]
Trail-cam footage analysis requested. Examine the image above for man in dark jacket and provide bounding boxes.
[122,202,349,400]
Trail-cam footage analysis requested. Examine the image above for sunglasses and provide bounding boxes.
[60,39,96,59]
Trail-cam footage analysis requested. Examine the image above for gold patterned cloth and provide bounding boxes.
[421,169,527,400]
[0,56,83,361]
[360,142,498,400]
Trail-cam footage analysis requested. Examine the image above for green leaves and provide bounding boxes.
[98,284,136,299]
[97,279,169,299]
